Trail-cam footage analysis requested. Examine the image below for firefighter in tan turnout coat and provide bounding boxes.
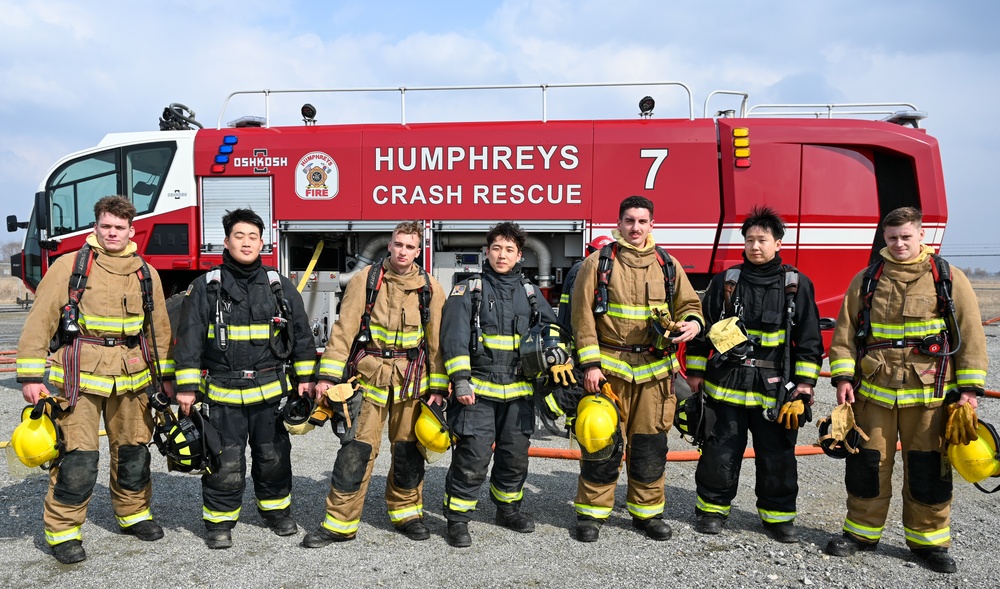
[16,195,174,564]
[571,195,703,543]
[824,207,988,574]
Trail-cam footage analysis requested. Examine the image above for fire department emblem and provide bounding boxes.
[295,151,339,200]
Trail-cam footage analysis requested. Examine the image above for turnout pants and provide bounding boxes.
[202,399,292,530]
[44,387,155,546]
[694,399,798,523]
[574,374,675,522]
[841,396,952,549]
[320,395,423,537]
[444,397,534,523]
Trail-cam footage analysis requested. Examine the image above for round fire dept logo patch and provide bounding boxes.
[295,151,339,200]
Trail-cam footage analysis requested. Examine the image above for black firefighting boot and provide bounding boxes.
[262,512,298,537]
[695,514,724,535]
[301,526,355,548]
[447,522,472,548]
[632,516,672,541]
[51,540,87,564]
[205,523,233,550]
[825,533,878,557]
[763,521,799,544]
[495,506,535,533]
[122,520,165,541]
[396,519,430,541]
[912,547,957,574]
[576,519,602,543]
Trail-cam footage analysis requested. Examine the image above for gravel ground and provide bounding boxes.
[0,308,997,588]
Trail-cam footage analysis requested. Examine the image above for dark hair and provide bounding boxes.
[222,208,265,237]
[486,221,526,251]
[94,195,136,224]
[741,205,786,240]
[882,206,922,229]
[618,195,654,220]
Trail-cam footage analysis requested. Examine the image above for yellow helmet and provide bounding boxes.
[415,400,451,460]
[11,398,63,469]
[949,420,1000,485]
[574,393,620,459]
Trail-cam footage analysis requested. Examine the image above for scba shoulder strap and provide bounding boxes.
[467,272,538,355]
[205,265,293,359]
[593,243,675,316]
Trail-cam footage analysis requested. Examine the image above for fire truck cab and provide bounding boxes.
[7,82,946,348]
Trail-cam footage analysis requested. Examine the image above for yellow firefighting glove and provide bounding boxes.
[945,402,979,446]
[707,316,748,354]
[649,304,679,331]
[550,362,577,387]
[776,399,805,430]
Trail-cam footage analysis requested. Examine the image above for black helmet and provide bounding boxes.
[520,323,574,380]
[282,395,318,435]
[674,393,705,446]
[816,417,863,459]
[152,407,214,474]
[282,395,315,426]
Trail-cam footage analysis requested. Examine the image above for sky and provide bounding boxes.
[1,0,997,252]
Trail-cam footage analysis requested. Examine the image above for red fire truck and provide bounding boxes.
[7,82,946,347]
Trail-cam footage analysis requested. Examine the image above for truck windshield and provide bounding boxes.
[19,141,178,289]
[46,142,176,236]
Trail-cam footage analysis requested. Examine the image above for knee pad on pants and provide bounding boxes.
[331,440,372,493]
[580,434,624,485]
[392,441,425,490]
[54,450,100,505]
[697,444,738,491]
[205,447,245,493]
[907,450,953,505]
[845,447,881,499]
[628,432,667,484]
[117,444,151,492]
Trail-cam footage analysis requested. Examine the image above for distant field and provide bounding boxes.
[0,276,25,304]
[971,278,1000,322]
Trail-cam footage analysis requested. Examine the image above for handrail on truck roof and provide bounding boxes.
[216,81,695,129]
[747,102,921,120]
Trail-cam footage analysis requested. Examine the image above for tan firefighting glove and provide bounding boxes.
[945,402,979,446]
[817,403,870,454]
[649,304,679,332]
[776,399,805,430]
[550,362,577,387]
[319,377,360,429]
[325,376,359,403]
[707,316,748,354]
[285,420,315,435]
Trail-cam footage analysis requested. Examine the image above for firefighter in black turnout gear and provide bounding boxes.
[437,222,559,548]
[173,209,317,549]
[686,206,823,543]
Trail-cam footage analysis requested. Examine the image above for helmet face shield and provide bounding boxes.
[949,420,1000,484]
[573,394,620,460]
[10,399,63,470]
[415,400,451,463]
[152,405,217,475]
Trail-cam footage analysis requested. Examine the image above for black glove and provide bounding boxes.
[541,384,584,420]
